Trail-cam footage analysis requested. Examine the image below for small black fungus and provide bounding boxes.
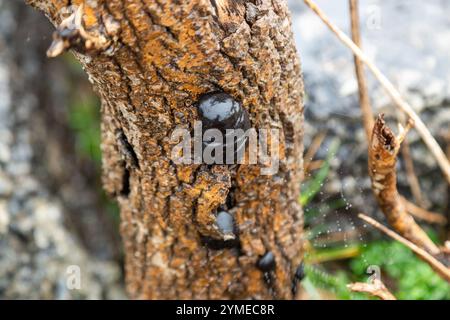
[257,252,276,272]
[224,187,236,209]
[294,262,305,281]
[197,92,250,132]
[291,262,305,296]
[197,92,251,161]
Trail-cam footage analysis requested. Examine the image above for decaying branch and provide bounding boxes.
[368,115,440,255]
[303,0,450,185]
[359,214,450,283]
[347,279,396,300]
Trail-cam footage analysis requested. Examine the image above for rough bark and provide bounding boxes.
[27,0,305,299]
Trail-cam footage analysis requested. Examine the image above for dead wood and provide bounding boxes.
[368,115,440,255]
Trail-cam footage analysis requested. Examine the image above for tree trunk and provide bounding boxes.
[27,0,305,299]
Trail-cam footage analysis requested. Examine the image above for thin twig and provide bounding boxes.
[304,160,324,174]
[402,197,447,225]
[395,110,428,207]
[368,115,440,254]
[401,138,427,206]
[303,0,450,185]
[349,0,374,141]
[358,213,450,283]
[304,132,327,171]
[348,1,436,227]
[347,279,396,300]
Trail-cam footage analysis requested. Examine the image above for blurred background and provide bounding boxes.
[0,0,448,299]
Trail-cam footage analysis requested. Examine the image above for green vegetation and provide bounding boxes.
[300,138,449,300]
[300,138,340,206]
[303,239,450,300]
[68,95,102,164]
[67,77,120,224]
[351,240,450,300]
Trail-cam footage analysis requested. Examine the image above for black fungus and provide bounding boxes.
[294,262,305,281]
[257,252,276,272]
[292,262,305,295]
[197,92,251,162]
[197,92,250,133]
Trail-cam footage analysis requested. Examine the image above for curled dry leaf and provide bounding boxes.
[368,114,440,255]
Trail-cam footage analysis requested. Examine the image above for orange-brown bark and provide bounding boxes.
[26,0,305,299]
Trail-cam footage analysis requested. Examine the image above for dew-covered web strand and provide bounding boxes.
[303,140,371,271]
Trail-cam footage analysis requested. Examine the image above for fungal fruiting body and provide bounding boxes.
[197,92,251,162]
[257,252,276,272]
[291,262,305,295]
[294,262,305,281]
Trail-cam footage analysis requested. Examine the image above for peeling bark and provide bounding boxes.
[27,0,305,299]
[368,115,440,255]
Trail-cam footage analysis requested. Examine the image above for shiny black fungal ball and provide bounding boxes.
[257,252,276,272]
[197,92,251,161]
[197,92,251,133]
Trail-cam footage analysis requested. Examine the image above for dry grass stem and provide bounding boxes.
[305,160,324,174]
[349,0,374,141]
[401,138,427,207]
[304,132,327,169]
